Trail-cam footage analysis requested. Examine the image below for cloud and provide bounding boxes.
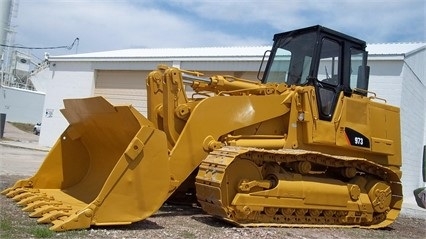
[10,0,425,61]
[14,0,268,57]
[163,0,425,42]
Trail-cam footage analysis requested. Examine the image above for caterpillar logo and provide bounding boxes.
[345,128,370,148]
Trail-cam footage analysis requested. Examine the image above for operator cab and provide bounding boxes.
[261,25,370,121]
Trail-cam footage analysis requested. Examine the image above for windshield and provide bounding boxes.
[264,32,317,85]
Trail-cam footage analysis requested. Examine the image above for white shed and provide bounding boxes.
[366,43,426,201]
[35,43,426,201]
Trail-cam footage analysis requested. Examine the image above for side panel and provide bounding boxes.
[302,91,401,171]
[335,97,401,168]
[366,100,401,168]
[336,97,370,150]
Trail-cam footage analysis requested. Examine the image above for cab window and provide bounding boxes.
[316,38,341,119]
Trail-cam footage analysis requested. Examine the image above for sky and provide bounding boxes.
[7,0,426,62]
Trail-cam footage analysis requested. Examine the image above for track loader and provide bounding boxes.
[2,25,402,231]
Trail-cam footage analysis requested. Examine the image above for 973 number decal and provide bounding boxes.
[354,137,364,145]
[345,128,370,148]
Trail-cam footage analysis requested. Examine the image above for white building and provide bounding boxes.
[0,85,45,124]
[34,43,425,201]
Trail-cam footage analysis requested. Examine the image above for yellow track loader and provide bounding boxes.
[2,25,402,231]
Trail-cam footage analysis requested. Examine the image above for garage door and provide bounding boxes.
[95,70,260,117]
[95,70,149,116]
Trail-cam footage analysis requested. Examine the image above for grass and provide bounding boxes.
[0,218,13,238]
[30,226,55,238]
[9,122,35,133]
[0,215,53,239]
[180,230,196,239]
[0,214,89,239]
[1,196,89,239]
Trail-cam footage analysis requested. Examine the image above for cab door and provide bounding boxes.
[315,37,342,121]
[312,37,342,144]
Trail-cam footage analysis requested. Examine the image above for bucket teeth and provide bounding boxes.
[30,204,71,218]
[6,188,39,198]
[6,188,78,229]
[49,208,94,232]
[37,211,71,224]
[13,192,32,201]
[6,188,28,198]
[22,199,58,212]
[6,189,93,232]
[1,187,13,195]
[17,194,50,206]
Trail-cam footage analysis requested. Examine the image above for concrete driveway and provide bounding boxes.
[0,122,48,176]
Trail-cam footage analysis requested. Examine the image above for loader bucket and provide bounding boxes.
[1,96,170,231]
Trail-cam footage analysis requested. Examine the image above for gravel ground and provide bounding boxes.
[1,123,425,238]
[1,175,425,239]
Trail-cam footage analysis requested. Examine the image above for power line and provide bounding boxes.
[0,38,79,50]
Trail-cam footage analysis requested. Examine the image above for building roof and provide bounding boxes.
[366,42,425,56]
[50,46,271,61]
[48,42,425,61]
